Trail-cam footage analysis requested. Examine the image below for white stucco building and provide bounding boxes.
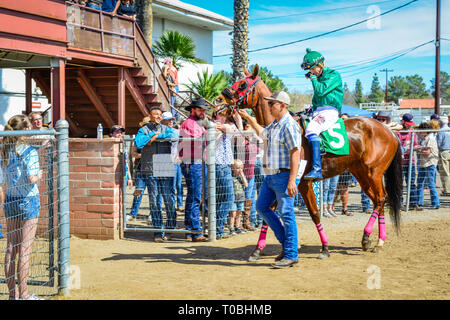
[152,0,233,89]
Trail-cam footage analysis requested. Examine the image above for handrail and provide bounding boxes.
[65,1,171,109]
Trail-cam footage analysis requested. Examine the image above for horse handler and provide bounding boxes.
[238,91,301,269]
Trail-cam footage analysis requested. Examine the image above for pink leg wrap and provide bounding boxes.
[364,210,379,235]
[378,215,387,241]
[316,223,329,246]
[257,224,268,250]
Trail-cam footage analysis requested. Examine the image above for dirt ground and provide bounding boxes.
[61,207,450,300]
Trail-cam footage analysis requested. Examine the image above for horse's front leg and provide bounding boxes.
[299,180,330,259]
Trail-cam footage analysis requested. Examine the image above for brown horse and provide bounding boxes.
[214,65,402,259]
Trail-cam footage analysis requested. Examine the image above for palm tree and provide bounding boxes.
[232,0,249,82]
[153,30,206,69]
[185,70,227,101]
[136,0,153,45]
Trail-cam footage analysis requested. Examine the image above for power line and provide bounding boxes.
[250,0,401,22]
[214,0,420,58]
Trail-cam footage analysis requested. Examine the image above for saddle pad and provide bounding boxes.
[319,118,349,155]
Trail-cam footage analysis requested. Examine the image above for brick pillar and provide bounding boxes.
[68,138,123,239]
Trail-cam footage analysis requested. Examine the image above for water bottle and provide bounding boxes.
[97,123,103,140]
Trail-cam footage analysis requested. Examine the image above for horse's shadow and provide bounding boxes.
[102,237,362,267]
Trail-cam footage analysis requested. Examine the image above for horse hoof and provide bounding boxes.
[317,251,330,259]
[371,246,382,253]
[362,240,371,251]
[248,248,261,262]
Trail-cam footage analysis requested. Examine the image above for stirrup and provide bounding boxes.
[304,169,323,180]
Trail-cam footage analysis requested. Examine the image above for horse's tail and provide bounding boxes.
[384,140,402,234]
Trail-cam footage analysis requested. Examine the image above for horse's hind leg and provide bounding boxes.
[354,173,386,251]
[299,180,330,259]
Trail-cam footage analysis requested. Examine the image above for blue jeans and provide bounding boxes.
[141,174,176,237]
[216,165,234,237]
[244,175,255,217]
[417,165,440,207]
[322,176,339,205]
[402,163,418,206]
[129,173,162,217]
[361,191,371,212]
[251,158,265,226]
[181,163,204,239]
[256,172,300,261]
[173,164,183,208]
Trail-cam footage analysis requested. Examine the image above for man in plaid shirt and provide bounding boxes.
[238,91,301,269]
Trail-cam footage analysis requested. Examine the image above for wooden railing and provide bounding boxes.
[65,2,170,109]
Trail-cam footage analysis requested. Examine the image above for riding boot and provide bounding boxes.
[304,138,323,180]
[243,200,255,231]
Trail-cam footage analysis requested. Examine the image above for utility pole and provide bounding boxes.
[380,68,393,103]
[435,0,441,116]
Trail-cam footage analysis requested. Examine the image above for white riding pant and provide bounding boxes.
[305,109,339,139]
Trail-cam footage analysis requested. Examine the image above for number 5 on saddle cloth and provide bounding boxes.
[305,118,349,155]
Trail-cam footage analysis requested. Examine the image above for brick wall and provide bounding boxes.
[68,138,124,240]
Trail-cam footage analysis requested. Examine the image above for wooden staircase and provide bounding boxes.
[32,2,173,137]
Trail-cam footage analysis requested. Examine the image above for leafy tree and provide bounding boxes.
[185,70,227,101]
[249,65,288,92]
[153,30,206,69]
[343,82,356,106]
[367,73,385,103]
[354,79,366,106]
[387,76,409,104]
[430,71,450,104]
[405,74,430,99]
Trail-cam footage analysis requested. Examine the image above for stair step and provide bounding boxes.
[133,76,149,86]
[138,84,153,94]
[129,67,144,77]
[144,93,158,103]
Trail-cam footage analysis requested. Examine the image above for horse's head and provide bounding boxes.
[214,65,274,126]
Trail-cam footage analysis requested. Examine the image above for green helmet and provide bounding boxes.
[301,48,325,70]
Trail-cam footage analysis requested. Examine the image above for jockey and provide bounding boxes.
[301,48,343,180]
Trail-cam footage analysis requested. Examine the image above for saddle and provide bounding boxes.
[295,111,349,156]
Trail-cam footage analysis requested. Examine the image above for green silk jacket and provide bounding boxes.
[311,67,343,113]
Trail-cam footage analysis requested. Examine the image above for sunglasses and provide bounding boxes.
[268,101,279,107]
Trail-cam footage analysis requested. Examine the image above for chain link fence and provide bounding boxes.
[0,121,70,299]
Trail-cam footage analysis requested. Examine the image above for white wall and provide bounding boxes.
[0,69,51,127]
[153,17,213,64]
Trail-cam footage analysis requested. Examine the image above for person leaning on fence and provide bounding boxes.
[127,117,155,220]
[228,159,248,236]
[414,122,440,210]
[436,119,450,196]
[178,98,209,242]
[161,111,184,212]
[1,115,44,300]
[238,91,301,269]
[101,0,119,13]
[396,113,420,210]
[116,0,136,20]
[241,120,259,231]
[212,108,243,239]
[373,110,403,131]
[134,107,178,243]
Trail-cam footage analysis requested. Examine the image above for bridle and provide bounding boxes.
[220,75,261,111]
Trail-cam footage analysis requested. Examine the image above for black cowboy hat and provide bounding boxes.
[185,98,209,111]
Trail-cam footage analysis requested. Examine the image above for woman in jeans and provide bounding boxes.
[1,115,43,300]
[322,176,339,217]
[415,122,440,210]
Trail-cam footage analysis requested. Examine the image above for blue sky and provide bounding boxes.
[181,0,450,95]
